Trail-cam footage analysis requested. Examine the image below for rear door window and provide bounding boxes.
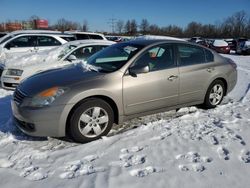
[37,36,61,46]
[75,34,90,40]
[177,44,206,66]
[88,34,103,40]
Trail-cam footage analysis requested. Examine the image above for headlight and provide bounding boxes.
[22,87,67,107]
[6,69,23,76]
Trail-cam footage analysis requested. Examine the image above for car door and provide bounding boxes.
[177,44,215,104]
[123,44,179,115]
[4,35,37,58]
[36,36,61,52]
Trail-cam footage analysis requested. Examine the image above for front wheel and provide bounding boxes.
[69,98,114,143]
[203,80,225,109]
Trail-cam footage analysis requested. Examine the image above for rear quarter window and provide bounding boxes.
[37,36,61,46]
[89,34,104,40]
[178,44,206,66]
[205,49,214,62]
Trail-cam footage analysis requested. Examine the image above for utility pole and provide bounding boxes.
[107,17,117,34]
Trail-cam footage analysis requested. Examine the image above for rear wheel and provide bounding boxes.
[203,80,225,109]
[69,98,114,143]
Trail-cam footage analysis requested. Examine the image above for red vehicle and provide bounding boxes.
[210,40,230,54]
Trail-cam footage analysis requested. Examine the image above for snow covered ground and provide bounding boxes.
[0,54,250,188]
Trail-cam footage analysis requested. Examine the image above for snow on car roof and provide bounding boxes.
[135,35,185,41]
[64,39,114,46]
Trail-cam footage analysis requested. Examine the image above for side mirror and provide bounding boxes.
[129,64,149,77]
[67,55,77,62]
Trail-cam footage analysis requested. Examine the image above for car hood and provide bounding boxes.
[18,63,104,97]
[4,49,58,68]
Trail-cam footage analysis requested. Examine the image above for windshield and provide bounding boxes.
[57,44,77,60]
[87,43,143,72]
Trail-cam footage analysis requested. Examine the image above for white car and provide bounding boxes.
[65,31,107,40]
[0,32,75,64]
[1,40,115,90]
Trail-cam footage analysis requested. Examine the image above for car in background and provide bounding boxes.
[224,39,237,51]
[65,31,107,40]
[0,30,67,44]
[12,39,237,143]
[197,39,210,48]
[210,39,230,54]
[236,38,249,55]
[105,36,131,42]
[0,33,74,64]
[1,40,115,90]
[189,37,203,43]
[0,32,7,39]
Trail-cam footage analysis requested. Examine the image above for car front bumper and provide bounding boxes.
[11,99,68,137]
[1,76,20,90]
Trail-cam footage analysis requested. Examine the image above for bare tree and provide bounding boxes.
[130,19,137,35]
[82,20,89,32]
[184,22,203,37]
[149,24,160,35]
[124,20,131,34]
[29,15,40,29]
[54,18,79,31]
[116,20,124,34]
[140,19,150,34]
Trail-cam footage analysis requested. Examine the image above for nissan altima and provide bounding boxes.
[11,39,237,143]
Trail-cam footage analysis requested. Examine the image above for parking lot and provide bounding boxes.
[0,52,249,187]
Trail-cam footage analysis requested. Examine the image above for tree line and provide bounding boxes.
[1,11,249,38]
[115,11,250,38]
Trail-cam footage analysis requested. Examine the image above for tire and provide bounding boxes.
[203,80,225,109]
[69,98,114,143]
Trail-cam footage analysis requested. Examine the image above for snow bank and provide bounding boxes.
[213,40,228,47]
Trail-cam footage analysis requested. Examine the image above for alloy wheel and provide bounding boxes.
[78,107,109,138]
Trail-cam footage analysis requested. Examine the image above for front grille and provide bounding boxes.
[13,89,27,105]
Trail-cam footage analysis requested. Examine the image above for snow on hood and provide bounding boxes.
[213,40,228,47]
[135,35,185,41]
[4,46,62,68]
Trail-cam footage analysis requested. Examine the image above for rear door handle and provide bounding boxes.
[207,67,215,72]
[168,75,178,81]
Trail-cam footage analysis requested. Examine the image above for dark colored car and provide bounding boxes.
[236,38,250,55]
[225,39,237,51]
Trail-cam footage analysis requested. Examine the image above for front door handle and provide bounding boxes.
[168,75,178,81]
[207,67,215,73]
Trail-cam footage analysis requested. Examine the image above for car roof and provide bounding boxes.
[9,33,74,37]
[65,31,105,36]
[64,39,115,46]
[122,39,188,47]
